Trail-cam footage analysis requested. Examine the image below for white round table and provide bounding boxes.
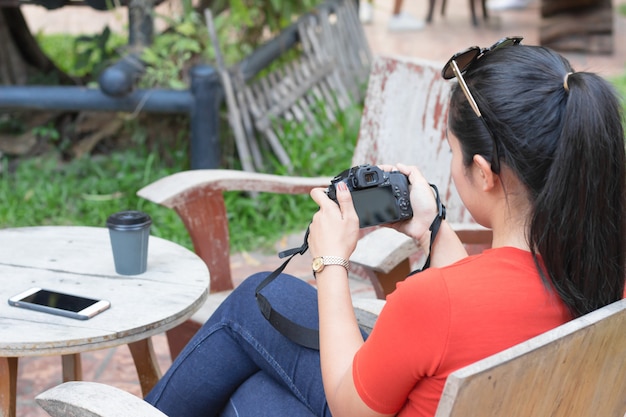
[0,226,209,417]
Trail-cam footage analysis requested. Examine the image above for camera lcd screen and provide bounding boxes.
[19,289,100,313]
[352,186,399,228]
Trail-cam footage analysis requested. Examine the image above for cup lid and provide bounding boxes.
[106,211,152,227]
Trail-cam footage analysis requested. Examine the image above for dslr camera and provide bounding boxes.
[326,164,413,228]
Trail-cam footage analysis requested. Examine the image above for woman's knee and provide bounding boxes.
[220,371,317,417]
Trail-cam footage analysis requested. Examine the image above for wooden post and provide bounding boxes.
[540,0,613,54]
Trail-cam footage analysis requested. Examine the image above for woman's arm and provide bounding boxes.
[388,163,468,268]
[308,160,468,415]
[309,184,395,417]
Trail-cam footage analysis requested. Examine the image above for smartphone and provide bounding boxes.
[8,287,110,320]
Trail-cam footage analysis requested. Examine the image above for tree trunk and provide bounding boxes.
[0,6,73,85]
[540,0,613,54]
[0,6,78,157]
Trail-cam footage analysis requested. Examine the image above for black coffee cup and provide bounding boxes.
[106,211,152,275]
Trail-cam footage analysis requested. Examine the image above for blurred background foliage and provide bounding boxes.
[2,0,362,253]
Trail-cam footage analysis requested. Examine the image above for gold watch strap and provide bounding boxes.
[322,256,350,270]
[320,256,350,271]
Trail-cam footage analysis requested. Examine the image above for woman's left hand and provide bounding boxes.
[308,182,360,260]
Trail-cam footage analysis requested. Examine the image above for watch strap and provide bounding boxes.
[319,256,350,271]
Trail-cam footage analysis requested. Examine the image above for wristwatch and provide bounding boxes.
[311,256,350,274]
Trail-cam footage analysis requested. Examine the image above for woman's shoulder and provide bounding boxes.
[394,246,540,300]
[451,246,535,266]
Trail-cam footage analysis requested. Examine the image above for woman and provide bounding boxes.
[145,38,626,417]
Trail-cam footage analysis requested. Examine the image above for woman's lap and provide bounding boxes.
[146,272,331,417]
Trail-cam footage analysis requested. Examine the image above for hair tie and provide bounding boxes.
[563,72,574,93]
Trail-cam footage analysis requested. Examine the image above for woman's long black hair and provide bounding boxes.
[448,44,626,317]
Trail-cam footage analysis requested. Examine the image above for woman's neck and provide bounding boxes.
[489,176,532,251]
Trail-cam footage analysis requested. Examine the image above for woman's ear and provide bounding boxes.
[472,155,498,191]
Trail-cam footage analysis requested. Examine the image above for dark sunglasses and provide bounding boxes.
[441,36,523,173]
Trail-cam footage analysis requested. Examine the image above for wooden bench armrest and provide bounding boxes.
[36,381,167,417]
[137,170,332,293]
[353,298,385,334]
[138,169,332,208]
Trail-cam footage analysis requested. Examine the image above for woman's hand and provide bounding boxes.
[309,182,360,260]
[379,163,439,244]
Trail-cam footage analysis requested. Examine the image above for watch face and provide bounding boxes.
[312,257,324,272]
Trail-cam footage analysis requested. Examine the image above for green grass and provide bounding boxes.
[0,148,192,248]
[0,101,361,253]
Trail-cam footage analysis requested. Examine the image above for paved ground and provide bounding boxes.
[14,0,626,416]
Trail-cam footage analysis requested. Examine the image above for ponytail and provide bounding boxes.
[449,45,626,318]
[530,71,626,317]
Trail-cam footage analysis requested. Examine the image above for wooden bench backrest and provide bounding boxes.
[352,55,474,225]
[436,298,626,417]
[137,55,484,294]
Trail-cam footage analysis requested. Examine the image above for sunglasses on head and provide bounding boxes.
[441,36,523,173]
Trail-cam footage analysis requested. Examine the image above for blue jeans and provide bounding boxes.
[146,272,362,417]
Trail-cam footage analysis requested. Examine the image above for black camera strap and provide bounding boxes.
[408,184,446,275]
[255,183,446,350]
[255,225,321,350]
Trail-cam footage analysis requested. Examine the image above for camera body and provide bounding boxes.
[327,164,413,228]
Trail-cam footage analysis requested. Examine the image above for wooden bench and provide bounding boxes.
[35,298,626,416]
[136,54,492,359]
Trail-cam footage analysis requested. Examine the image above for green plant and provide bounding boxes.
[31,122,60,141]
[139,0,324,89]
[140,9,208,89]
[36,28,126,78]
[74,26,127,78]
[208,0,321,57]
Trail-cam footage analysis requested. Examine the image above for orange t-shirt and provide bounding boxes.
[353,247,573,416]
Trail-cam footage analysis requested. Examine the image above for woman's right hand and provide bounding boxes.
[379,163,440,246]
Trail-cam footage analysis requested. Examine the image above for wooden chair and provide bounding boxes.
[136,54,491,359]
[427,0,488,26]
[34,298,626,417]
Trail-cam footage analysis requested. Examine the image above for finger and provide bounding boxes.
[377,164,398,172]
[310,187,332,207]
[397,163,428,186]
[395,162,413,176]
[335,181,358,221]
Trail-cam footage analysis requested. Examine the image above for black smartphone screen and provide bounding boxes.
[20,289,100,313]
